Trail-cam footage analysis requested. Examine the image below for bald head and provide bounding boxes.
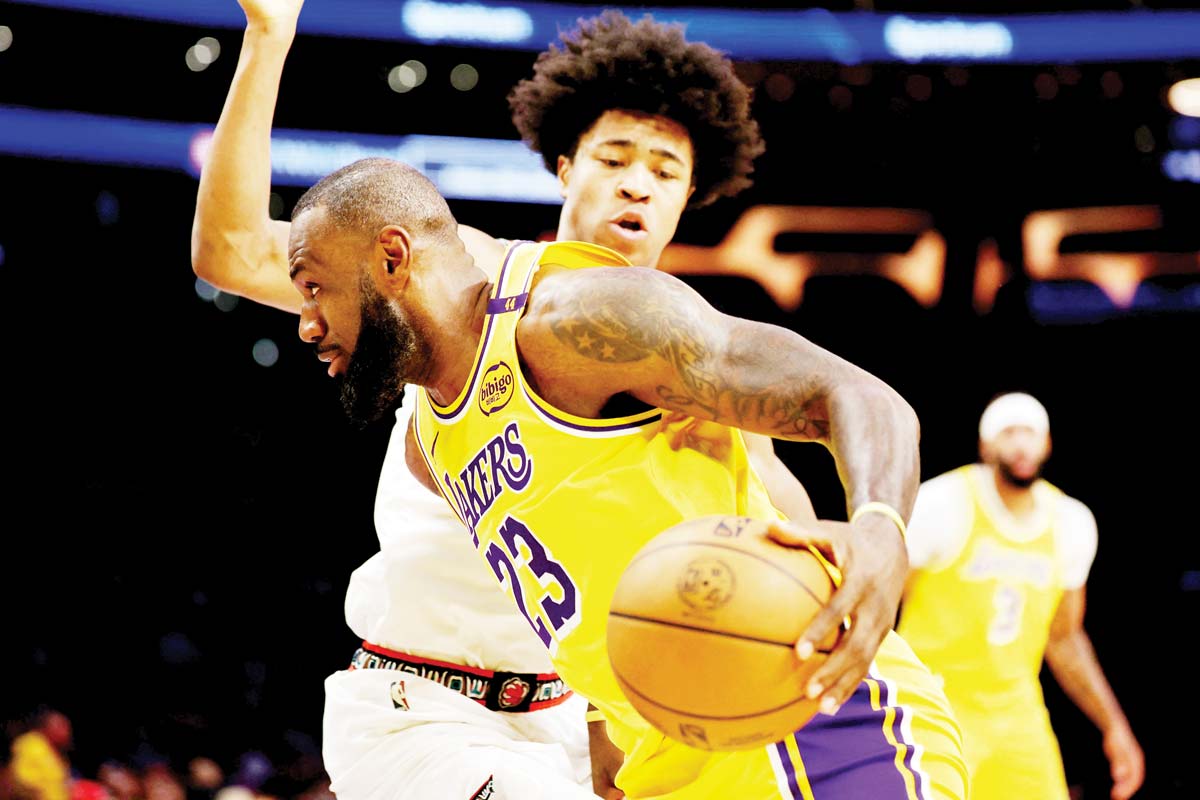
[287,159,483,428]
[292,157,456,243]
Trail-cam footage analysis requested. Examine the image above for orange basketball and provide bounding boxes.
[606,515,838,751]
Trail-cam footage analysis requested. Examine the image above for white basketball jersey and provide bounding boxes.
[343,387,554,673]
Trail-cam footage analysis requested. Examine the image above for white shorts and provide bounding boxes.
[323,667,599,800]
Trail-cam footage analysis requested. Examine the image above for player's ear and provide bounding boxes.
[557,155,573,200]
[375,225,413,293]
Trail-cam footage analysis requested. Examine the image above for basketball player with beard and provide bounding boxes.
[281,153,970,798]
[898,392,1144,800]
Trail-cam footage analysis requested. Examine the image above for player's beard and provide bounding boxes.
[996,459,1041,489]
[339,277,430,428]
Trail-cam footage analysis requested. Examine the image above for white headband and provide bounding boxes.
[979,393,1049,442]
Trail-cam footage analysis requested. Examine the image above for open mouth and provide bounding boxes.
[610,215,649,239]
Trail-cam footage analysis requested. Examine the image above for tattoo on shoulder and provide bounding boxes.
[548,273,694,364]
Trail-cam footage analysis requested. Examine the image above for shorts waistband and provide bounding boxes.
[350,641,572,713]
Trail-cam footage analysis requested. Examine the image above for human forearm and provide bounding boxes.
[709,318,920,522]
[1046,629,1131,735]
[824,377,920,520]
[720,318,919,520]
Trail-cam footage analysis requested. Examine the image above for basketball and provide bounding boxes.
[606,515,839,751]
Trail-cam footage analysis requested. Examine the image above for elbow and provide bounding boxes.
[861,375,919,447]
[836,374,919,473]
[190,241,212,282]
[1044,626,1082,667]
[190,220,219,282]
[900,396,921,481]
[190,220,239,289]
[1043,633,1068,667]
[882,380,919,453]
[899,393,920,450]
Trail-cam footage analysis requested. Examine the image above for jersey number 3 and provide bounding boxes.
[987,584,1026,646]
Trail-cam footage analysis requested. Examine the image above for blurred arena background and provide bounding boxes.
[1,1,1197,798]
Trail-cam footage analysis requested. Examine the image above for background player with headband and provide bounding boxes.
[191,2,852,798]
[898,392,1144,800]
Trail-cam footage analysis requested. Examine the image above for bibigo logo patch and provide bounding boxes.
[479,361,515,416]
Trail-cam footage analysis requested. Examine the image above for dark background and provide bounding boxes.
[2,1,1197,797]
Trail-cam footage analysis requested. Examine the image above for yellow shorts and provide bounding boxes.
[954,704,1068,800]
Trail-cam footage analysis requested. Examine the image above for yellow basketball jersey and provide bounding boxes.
[414,241,966,799]
[898,465,1069,800]
[412,237,780,759]
[899,465,1065,712]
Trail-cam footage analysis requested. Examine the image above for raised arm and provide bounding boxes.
[192,1,502,314]
[191,0,304,312]
[522,266,918,711]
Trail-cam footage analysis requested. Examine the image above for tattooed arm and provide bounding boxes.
[522,266,918,514]
[520,265,918,710]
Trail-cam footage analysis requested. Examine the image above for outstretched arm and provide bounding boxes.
[191,0,304,312]
[522,266,919,712]
[1045,588,1144,800]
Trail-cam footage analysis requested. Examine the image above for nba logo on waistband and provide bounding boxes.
[389,681,410,711]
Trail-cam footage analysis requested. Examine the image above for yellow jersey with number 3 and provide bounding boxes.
[898,465,1069,799]
[899,465,1065,713]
